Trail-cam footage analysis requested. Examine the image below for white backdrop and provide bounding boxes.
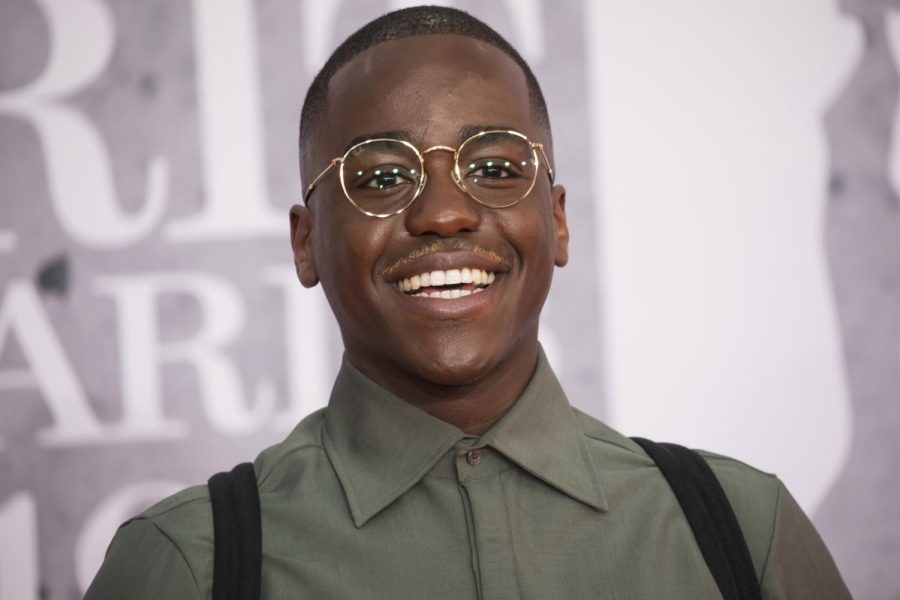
[589,0,855,519]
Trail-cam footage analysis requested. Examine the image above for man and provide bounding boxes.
[86,6,849,599]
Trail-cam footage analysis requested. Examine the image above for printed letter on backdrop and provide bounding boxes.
[0,281,107,446]
[165,0,282,241]
[260,266,331,427]
[94,272,273,436]
[0,0,168,249]
[0,494,38,600]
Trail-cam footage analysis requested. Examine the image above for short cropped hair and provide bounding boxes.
[298,5,551,175]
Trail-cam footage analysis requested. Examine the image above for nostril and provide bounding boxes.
[403,192,482,237]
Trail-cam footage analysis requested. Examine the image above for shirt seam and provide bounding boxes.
[758,479,783,582]
[694,450,778,479]
[137,517,204,598]
[581,431,640,453]
[581,432,779,480]
[139,494,208,520]
[256,440,325,489]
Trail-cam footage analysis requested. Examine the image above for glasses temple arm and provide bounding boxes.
[303,158,341,204]
[534,143,554,184]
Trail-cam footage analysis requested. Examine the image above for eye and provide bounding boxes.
[464,159,522,180]
[356,166,417,190]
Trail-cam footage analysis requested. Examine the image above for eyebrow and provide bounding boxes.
[343,130,413,153]
[341,124,521,155]
[457,124,519,141]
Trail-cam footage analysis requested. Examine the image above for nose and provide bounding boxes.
[403,152,482,237]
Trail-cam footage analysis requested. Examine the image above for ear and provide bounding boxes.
[289,204,319,287]
[550,185,569,267]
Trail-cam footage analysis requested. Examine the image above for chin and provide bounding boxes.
[414,359,491,387]
[403,337,515,387]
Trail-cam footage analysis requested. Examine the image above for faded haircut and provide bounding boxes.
[298,5,550,177]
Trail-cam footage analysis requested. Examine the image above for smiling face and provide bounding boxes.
[291,34,569,397]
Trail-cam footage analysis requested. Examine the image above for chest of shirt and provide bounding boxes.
[256,450,723,599]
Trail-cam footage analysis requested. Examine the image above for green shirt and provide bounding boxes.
[86,350,849,599]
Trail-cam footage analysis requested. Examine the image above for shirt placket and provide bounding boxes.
[456,445,522,600]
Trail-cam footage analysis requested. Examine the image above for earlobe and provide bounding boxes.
[551,185,569,267]
[289,204,319,288]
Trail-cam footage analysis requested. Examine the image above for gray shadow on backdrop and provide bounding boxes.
[817,1,900,598]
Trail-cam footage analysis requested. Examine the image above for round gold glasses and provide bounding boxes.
[303,130,554,218]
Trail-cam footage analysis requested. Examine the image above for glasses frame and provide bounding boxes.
[302,129,555,218]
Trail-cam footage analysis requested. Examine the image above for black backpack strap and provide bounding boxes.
[661,442,761,599]
[208,462,262,600]
[631,438,761,600]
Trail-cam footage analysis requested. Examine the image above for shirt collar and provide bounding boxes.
[478,351,608,513]
[323,347,608,527]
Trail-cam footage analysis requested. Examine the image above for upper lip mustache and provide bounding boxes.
[381,240,511,283]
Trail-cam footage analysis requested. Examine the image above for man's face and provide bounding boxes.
[292,34,568,393]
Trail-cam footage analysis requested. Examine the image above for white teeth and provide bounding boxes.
[396,267,498,297]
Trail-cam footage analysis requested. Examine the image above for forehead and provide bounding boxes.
[320,34,535,154]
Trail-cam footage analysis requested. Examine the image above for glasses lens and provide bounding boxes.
[456,132,538,207]
[342,140,422,216]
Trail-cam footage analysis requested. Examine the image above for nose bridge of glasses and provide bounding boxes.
[420,144,456,156]
[419,145,465,191]
[404,144,482,234]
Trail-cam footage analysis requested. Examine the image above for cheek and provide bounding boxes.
[506,203,557,270]
[315,209,391,298]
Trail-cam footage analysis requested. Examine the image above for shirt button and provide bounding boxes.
[466,449,482,465]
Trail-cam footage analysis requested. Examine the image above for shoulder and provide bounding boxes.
[573,409,781,577]
[574,407,780,506]
[83,485,212,599]
[700,452,850,596]
[88,409,329,596]
[134,408,329,537]
[573,410,849,595]
[254,409,327,489]
[132,483,216,562]
[695,449,782,576]
[91,483,216,598]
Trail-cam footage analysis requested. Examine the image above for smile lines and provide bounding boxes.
[396,268,496,299]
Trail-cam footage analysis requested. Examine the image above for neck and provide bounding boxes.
[348,343,540,436]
